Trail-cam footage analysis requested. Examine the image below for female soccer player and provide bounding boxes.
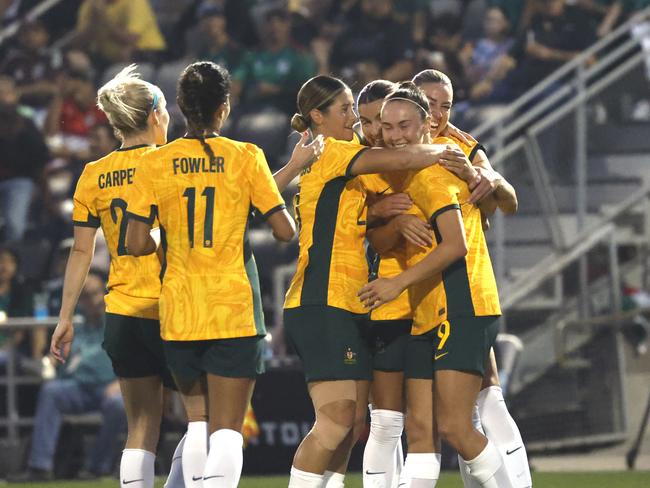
[49,66,177,488]
[413,69,530,488]
[359,83,514,488]
[282,75,469,488]
[125,61,295,488]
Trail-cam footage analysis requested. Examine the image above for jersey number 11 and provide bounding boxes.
[183,186,215,248]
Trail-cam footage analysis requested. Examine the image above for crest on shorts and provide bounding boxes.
[344,346,357,364]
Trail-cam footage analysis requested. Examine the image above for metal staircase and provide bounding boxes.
[471,7,650,450]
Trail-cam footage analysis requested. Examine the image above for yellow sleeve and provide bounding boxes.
[411,168,461,223]
[125,154,157,224]
[72,168,100,228]
[319,139,369,182]
[127,0,166,50]
[247,145,286,219]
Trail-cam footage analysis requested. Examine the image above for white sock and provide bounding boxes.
[183,421,208,487]
[464,441,513,488]
[288,466,324,488]
[322,470,345,487]
[395,436,404,482]
[478,387,532,488]
[399,452,441,487]
[120,449,155,488]
[363,409,404,488]
[203,429,243,488]
[458,405,484,488]
[164,434,185,488]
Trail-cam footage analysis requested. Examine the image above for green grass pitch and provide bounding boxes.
[2,471,649,487]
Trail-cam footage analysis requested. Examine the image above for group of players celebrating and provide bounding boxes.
[49,59,533,488]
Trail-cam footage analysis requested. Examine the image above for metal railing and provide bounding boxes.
[474,7,650,320]
[0,0,64,46]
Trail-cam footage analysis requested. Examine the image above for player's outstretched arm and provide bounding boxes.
[350,144,465,176]
[51,225,97,363]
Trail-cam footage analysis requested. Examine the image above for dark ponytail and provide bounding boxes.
[292,75,348,132]
[177,61,231,165]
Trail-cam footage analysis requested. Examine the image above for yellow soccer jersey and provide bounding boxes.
[359,173,415,321]
[72,145,161,319]
[284,138,369,313]
[406,137,501,335]
[126,136,285,341]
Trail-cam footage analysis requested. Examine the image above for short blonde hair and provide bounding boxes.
[96,64,161,140]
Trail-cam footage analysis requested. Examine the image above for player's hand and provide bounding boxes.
[290,132,324,170]
[441,123,476,146]
[369,193,412,220]
[468,167,502,204]
[439,151,479,186]
[437,145,469,166]
[358,277,406,310]
[394,214,432,248]
[50,319,74,364]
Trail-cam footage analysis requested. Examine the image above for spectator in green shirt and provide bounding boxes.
[232,7,316,113]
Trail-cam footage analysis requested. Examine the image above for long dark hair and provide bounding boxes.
[177,61,231,165]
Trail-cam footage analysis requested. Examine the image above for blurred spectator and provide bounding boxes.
[489,0,540,33]
[460,6,517,102]
[329,0,414,85]
[415,13,470,101]
[509,0,596,96]
[233,7,316,112]
[74,0,166,67]
[190,4,246,74]
[44,63,107,160]
[8,271,126,482]
[0,246,34,365]
[0,76,49,243]
[0,19,61,109]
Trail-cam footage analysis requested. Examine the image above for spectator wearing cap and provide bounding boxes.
[74,0,166,67]
[0,77,49,243]
[232,7,316,113]
[0,19,62,109]
[329,0,415,85]
[191,4,247,75]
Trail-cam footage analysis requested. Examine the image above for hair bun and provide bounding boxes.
[290,113,309,132]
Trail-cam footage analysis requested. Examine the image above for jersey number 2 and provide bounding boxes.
[109,198,129,256]
[183,187,215,248]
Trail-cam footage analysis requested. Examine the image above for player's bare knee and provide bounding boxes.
[436,414,471,449]
[311,399,356,451]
